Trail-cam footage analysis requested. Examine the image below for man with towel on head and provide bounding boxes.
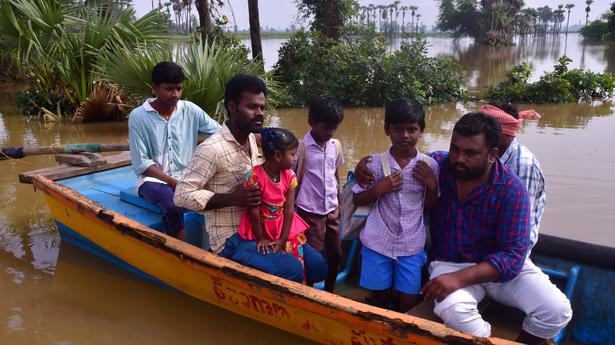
[480,102,545,252]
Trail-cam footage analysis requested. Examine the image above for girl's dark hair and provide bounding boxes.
[385,97,425,130]
[152,61,185,85]
[261,127,299,159]
[488,101,519,119]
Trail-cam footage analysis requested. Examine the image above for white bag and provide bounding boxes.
[341,152,391,239]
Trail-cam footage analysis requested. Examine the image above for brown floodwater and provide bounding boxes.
[1,34,615,344]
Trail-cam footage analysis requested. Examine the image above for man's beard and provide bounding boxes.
[451,162,489,180]
[239,115,264,133]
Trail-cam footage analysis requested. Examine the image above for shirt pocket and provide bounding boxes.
[216,157,247,190]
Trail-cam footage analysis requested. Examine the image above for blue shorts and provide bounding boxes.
[360,246,427,294]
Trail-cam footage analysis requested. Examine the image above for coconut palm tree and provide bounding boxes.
[565,3,574,35]
[409,5,418,33]
[248,0,262,64]
[416,13,421,33]
[400,6,408,34]
[585,0,593,25]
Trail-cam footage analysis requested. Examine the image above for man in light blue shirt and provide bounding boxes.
[128,61,220,240]
[480,102,545,252]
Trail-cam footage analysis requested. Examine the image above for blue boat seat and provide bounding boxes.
[537,264,581,343]
[119,187,208,250]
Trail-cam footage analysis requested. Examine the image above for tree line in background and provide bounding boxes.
[437,0,592,45]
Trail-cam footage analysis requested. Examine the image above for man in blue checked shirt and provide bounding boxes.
[422,113,571,344]
[128,62,220,241]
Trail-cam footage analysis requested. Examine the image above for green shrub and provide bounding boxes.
[580,20,609,41]
[13,87,73,118]
[486,56,615,103]
[273,29,466,107]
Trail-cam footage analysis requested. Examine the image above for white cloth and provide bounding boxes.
[429,260,572,339]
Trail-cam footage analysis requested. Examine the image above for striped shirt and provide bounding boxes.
[430,158,530,282]
[128,99,220,189]
[173,123,263,253]
[352,148,439,259]
[500,138,545,250]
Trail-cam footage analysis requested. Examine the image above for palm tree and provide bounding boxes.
[585,0,593,25]
[368,4,375,26]
[565,3,574,35]
[409,6,418,33]
[388,4,395,37]
[248,0,262,65]
[393,1,400,37]
[400,6,408,34]
[416,13,421,33]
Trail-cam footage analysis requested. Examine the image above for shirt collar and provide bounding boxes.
[221,122,256,146]
[303,131,333,150]
[386,146,422,170]
[500,138,520,165]
[143,98,184,114]
[490,159,506,186]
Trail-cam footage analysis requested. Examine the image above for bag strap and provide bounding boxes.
[381,149,391,177]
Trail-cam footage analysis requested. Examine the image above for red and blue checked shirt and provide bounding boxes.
[430,155,531,282]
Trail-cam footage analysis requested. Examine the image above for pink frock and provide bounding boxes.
[237,165,309,262]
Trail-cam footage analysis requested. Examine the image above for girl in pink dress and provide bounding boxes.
[237,128,324,281]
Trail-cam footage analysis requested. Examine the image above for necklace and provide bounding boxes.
[263,166,280,183]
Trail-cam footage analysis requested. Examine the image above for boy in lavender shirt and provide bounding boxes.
[352,98,439,312]
[295,96,344,292]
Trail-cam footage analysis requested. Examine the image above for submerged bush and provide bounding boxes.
[486,56,615,103]
[13,87,74,118]
[273,29,466,107]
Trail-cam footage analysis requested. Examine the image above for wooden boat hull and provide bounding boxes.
[32,174,517,345]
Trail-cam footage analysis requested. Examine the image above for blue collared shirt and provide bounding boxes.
[128,99,220,189]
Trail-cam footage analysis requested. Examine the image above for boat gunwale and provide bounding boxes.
[32,173,521,345]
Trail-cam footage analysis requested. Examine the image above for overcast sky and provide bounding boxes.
[134,0,611,31]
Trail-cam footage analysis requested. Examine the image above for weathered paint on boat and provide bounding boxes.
[31,173,519,345]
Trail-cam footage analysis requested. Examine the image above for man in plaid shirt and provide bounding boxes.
[422,113,571,344]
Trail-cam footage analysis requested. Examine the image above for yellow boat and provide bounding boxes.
[21,154,537,345]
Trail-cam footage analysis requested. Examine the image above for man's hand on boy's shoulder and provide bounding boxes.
[354,156,376,187]
[375,172,403,195]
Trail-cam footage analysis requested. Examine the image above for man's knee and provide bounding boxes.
[269,255,304,283]
[434,301,492,338]
[524,294,573,338]
[304,247,327,283]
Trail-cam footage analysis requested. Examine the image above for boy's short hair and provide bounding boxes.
[453,112,501,150]
[385,98,425,130]
[308,95,344,125]
[224,74,268,112]
[152,61,185,85]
